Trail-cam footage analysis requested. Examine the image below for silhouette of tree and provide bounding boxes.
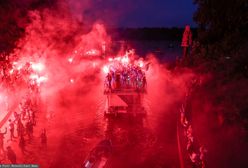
[193,0,248,44]
[191,0,248,76]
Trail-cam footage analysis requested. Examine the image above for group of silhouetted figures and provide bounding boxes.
[105,65,147,93]
[0,56,49,163]
[0,61,40,95]
[0,85,46,164]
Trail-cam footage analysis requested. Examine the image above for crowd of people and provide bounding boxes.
[0,56,47,164]
[0,94,47,164]
[104,64,147,93]
[0,95,47,163]
[179,78,207,168]
[1,59,41,94]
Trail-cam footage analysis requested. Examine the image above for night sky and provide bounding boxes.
[117,0,196,27]
[68,0,196,28]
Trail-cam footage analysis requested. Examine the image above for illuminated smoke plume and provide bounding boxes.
[4,1,111,126]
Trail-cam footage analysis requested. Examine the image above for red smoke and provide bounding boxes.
[1,1,199,167]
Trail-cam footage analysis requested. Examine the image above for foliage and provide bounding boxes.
[190,0,248,75]
[193,0,248,44]
[108,27,197,41]
[189,0,248,132]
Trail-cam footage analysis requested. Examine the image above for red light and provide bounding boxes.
[103,65,109,74]
[121,56,129,64]
[85,49,100,56]
[30,74,48,84]
[139,61,144,68]
[31,62,44,72]
[9,69,14,74]
[68,57,73,63]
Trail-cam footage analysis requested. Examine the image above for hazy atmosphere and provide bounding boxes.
[0,0,247,168]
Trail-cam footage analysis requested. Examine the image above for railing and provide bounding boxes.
[104,79,147,93]
[104,87,146,94]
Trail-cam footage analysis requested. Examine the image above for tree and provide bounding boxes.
[191,0,248,77]
[193,0,248,44]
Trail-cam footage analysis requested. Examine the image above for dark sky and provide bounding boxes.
[68,0,197,28]
[117,0,197,27]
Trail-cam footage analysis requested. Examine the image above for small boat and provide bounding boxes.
[82,139,112,168]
